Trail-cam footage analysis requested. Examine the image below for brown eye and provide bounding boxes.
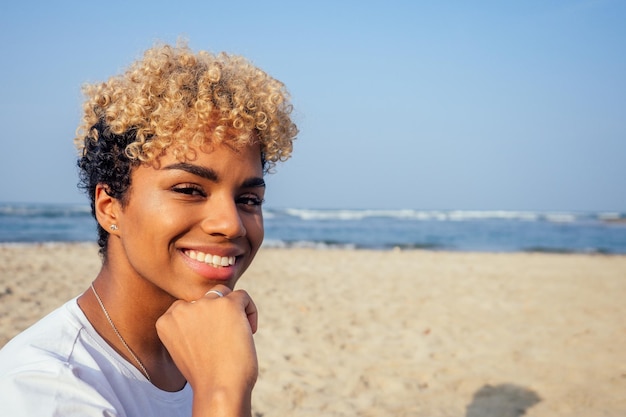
[237,195,264,207]
[172,185,206,197]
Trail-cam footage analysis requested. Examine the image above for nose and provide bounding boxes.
[200,195,246,239]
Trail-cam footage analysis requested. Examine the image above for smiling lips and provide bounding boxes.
[184,250,236,268]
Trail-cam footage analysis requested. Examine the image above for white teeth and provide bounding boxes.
[186,250,235,268]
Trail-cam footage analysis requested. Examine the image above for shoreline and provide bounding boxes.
[1,241,625,255]
[1,243,625,416]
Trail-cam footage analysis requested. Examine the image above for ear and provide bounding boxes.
[94,184,123,235]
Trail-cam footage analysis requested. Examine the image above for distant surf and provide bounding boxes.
[1,203,625,253]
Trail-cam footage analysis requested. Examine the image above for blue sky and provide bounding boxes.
[1,0,624,211]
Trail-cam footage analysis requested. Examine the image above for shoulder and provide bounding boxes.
[0,300,193,416]
[0,357,118,416]
[0,299,84,367]
[0,300,120,415]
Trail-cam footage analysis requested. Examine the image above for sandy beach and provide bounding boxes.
[1,243,625,416]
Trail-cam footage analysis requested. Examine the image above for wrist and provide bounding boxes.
[192,386,253,417]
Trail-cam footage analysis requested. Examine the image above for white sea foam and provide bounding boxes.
[0,203,91,217]
[543,213,577,223]
[261,239,356,250]
[598,212,623,221]
[262,210,276,219]
[279,208,578,222]
[446,210,540,222]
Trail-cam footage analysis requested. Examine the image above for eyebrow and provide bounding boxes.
[164,162,265,188]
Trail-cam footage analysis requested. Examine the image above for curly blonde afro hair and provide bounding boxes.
[76,42,297,168]
[76,42,298,255]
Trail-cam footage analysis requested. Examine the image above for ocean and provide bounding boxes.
[1,203,625,254]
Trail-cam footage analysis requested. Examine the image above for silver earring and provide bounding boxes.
[109,224,119,231]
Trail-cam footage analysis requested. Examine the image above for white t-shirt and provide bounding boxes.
[0,298,192,416]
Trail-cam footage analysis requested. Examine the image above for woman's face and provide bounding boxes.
[111,141,265,301]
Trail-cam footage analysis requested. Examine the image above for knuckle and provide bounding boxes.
[155,316,167,332]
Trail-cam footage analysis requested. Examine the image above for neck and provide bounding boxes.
[78,264,185,391]
[90,282,152,381]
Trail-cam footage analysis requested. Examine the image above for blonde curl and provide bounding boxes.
[75,42,298,170]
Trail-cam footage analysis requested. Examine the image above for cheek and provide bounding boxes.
[245,213,265,248]
[122,197,186,242]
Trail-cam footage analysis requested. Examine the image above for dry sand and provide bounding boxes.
[1,243,625,416]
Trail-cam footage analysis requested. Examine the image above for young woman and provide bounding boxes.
[0,43,298,416]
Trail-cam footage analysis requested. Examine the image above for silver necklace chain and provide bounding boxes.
[90,283,151,382]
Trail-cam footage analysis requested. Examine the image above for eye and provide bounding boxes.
[172,184,206,197]
[237,194,264,207]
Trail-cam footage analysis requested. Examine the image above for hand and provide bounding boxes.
[156,285,258,415]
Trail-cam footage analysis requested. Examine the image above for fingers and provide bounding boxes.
[204,289,225,298]
[243,294,258,334]
[193,285,258,334]
[202,284,232,300]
